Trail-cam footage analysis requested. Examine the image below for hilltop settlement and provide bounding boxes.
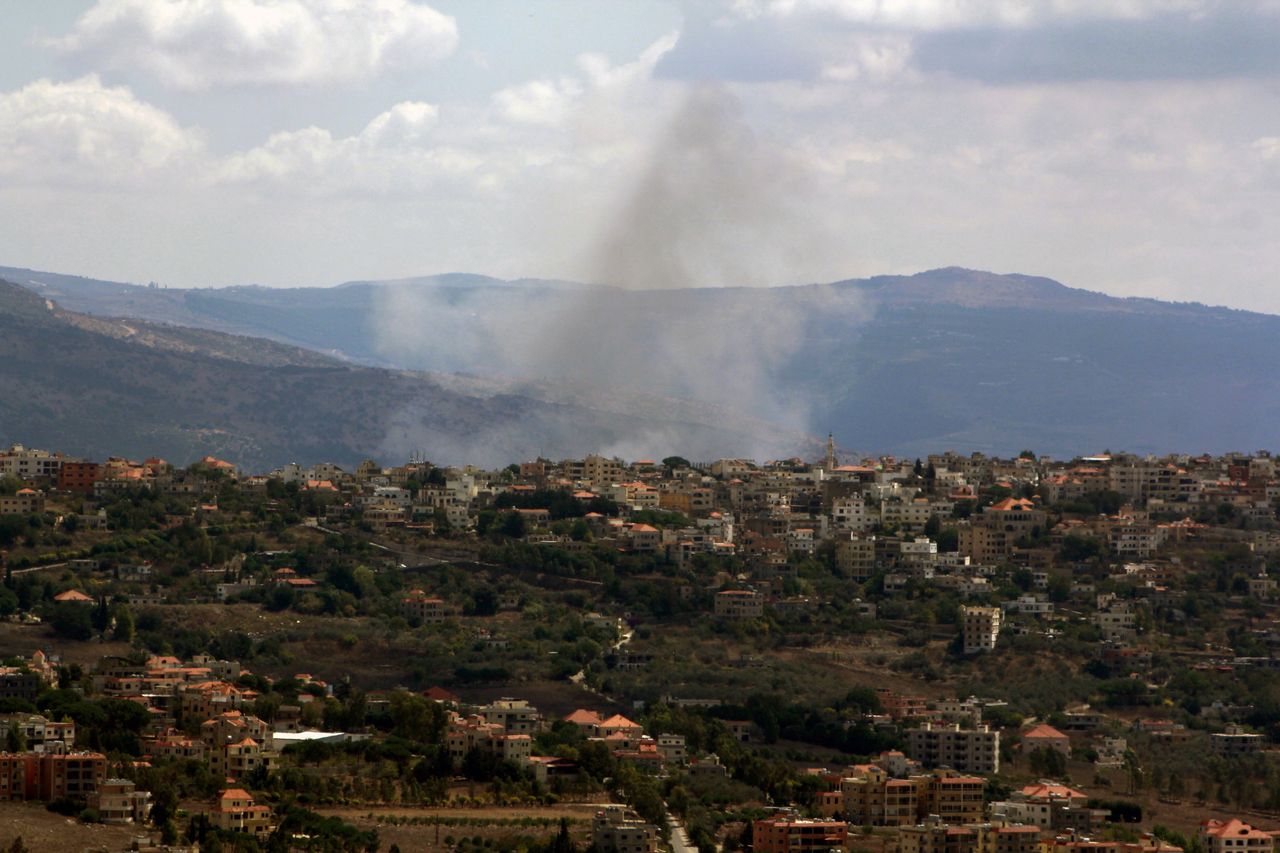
[4,441,1280,852]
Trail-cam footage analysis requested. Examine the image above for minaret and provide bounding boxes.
[825,433,836,471]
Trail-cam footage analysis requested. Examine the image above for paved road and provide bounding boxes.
[667,813,698,853]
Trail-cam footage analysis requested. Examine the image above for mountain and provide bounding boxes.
[6,264,1279,458]
[0,279,810,470]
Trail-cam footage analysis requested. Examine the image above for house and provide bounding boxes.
[592,805,659,853]
[1211,725,1264,757]
[753,815,848,853]
[1023,723,1071,756]
[88,778,152,824]
[210,788,275,838]
[53,589,94,605]
[1200,820,1277,853]
[715,589,764,620]
[400,590,446,624]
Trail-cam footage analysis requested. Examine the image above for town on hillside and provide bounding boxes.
[2,441,1280,852]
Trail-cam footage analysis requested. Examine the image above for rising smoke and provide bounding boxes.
[374,85,865,464]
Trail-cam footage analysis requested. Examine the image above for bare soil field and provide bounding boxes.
[0,801,143,852]
[315,803,604,853]
[0,620,133,667]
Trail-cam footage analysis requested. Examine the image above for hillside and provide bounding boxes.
[0,280,808,469]
[6,264,1280,458]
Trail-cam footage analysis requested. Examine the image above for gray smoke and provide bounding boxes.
[373,85,866,464]
[586,85,812,291]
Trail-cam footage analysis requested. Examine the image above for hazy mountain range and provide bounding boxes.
[0,277,809,470]
[2,263,1278,467]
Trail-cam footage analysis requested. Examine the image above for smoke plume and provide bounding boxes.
[373,85,865,464]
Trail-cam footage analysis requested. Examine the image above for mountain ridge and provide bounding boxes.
[0,278,812,469]
[4,264,1278,459]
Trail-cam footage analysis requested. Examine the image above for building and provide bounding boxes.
[1022,724,1071,756]
[0,489,45,515]
[1210,726,1264,757]
[905,723,1000,775]
[895,821,979,853]
[960,606,1001,654]
[88,778,152,824]
[715,589,764,620]
[400,589,447,623]
[0,714,75,750]
[1200,821,1276,853]
[0,750,106,801]
[58,461,102,494]
[480,698,541,734]
[592,805,659,853]
[210,788,275,838]
[753,815,848,853]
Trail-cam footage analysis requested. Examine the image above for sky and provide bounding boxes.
[1,1,1279,312]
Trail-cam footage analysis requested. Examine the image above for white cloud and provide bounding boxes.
[218,100,487,193]
[52,0,459,90]
[492,31,677,127]
[820,32,913,81]
[492,78,585,126]
[0,74,203,186]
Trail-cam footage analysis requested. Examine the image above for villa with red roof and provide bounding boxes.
[1023,723,1071,756]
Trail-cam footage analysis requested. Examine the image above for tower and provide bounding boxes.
[825,433,836,471]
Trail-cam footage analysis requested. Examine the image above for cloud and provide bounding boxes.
[217,100,490,194]
[733,0,1219,30]
[0,74,204,186]
[913,10,1280,82]
[492,78,585,126]
[52,0,459,90]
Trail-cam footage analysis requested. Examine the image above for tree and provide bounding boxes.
[49,603,93,641]
[1028,746,1067,778]
[663,456,691,471]
[5,722,25,752]
[112,606,135,642]
[497,511,526,538]
[91,597,111,634]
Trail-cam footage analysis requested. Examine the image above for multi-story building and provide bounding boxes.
[1200,820,1276,853]
[57,461,102,494]
[400,589,447,623]
[210,788,275,838]
[959,499,1047,562]
[961,606,1002,654]
[480,698,541,734]
[88,778,152,824]
[592,806,659,853]
[0,714,75,750]
[0,749,106,801]
[835,537,877,581]
[905,723,1000,775]
[1211,725,1264,757]
[715,589,764,620]
[753,815,848,853]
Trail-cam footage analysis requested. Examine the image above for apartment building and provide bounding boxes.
[961,606,1002,654]
[0,749,106,801]
[591,806,659,853]
[715,589,764,620]
[88,778,152,824]
[905,723,1000,775]
[753,815,849,853]
[839,767,986,827]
